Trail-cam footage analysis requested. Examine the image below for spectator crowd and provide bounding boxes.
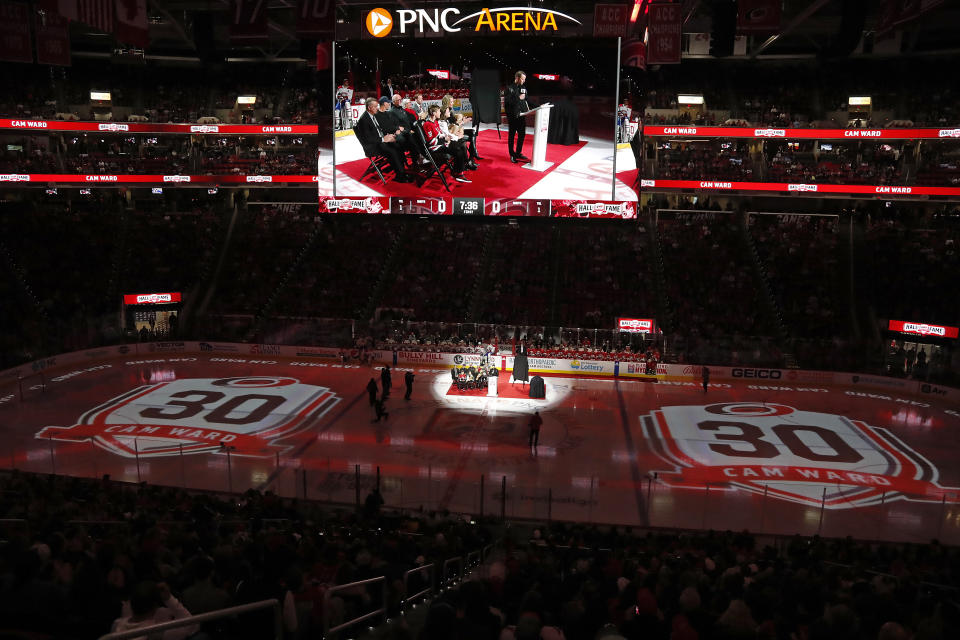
[2,469,959,640]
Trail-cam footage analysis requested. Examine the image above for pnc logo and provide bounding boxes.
[366,8,393,37]
[364,6,579,37]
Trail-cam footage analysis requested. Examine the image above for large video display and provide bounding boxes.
[321,2,637,218]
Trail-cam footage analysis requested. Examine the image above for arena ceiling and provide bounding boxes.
[63,1,960,63]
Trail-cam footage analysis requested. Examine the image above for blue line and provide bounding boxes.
[615,380,649,526]
[258,390,366,491]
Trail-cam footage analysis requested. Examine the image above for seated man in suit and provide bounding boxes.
[355,97,413,182]
[378,96,417,158]
[392,94,417,130]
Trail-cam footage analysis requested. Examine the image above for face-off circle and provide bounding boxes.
[211,377,298,388]
[704,402,795,417]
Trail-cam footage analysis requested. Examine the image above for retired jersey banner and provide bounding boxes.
[737,0,781,33]
[297,0,334,35]
[79,0,114,33]
[230,0,269,43]
[621,38,646,70]
[646,2,682,65]
[0,2,32,63]
[114,0,149,47]
[35,11,71,66]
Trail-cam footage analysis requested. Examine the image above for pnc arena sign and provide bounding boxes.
[365,6,582,37]
[643,403,960,509]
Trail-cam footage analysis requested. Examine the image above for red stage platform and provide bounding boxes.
[445,380,544,400]
[336,129,586,198]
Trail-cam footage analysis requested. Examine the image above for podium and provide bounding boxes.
[520,103,553,172]
[487,376,498,397]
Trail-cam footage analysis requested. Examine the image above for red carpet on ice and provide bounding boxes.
[617,168,638,190]
[338,129,586,197]
[445,381,545,400]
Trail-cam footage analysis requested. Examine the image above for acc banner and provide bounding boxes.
[35,11,71,66]
[737,0,782,33]
[0,2,32,63]
[646,2,681,64]
[593,3,629,38]
[115,0,149,47]
[230,0,269,43]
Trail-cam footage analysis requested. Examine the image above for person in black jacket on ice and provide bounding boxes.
[373,396,389,422]
[381,365,392,398]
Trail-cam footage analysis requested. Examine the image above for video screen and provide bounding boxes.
[322,2,637,219]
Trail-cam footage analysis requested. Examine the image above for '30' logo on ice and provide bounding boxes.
[36,377,340,458]
[642,403,959,509]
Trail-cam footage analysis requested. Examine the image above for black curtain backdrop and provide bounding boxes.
[546,98,579,145]
[513,354,529,382]
[471,68,502,126]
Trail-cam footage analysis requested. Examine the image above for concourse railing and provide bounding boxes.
[401,562,435,612]
[97,599,281,640]
[323,575,389,638]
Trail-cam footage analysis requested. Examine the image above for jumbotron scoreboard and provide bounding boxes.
[319,196,635,218]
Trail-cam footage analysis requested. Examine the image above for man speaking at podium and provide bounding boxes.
[504,70,533,164]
